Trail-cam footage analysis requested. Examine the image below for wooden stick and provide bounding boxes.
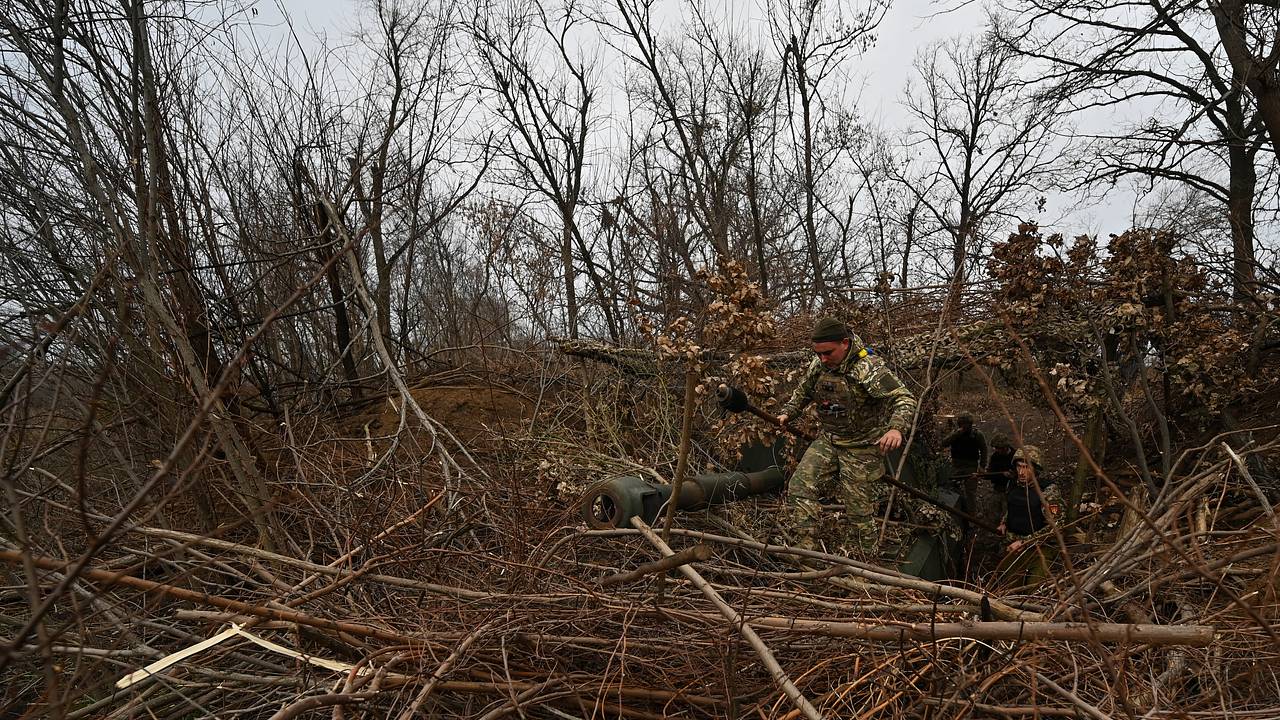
[1033,670,1111,720]
[922,698,1082,717]
[474,679,566,720]
[398,620,495,719]
[600,544,712,587]
[586,527,1044,621]
[630,519,824,720]
[1222,442,1280,533]
[421,679,722,708]
[268,691,378,720]
[740,615,1214,647]
[657,367,699,602]
[623,604,1213,647]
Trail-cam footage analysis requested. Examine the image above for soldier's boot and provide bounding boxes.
[785,496,824,553]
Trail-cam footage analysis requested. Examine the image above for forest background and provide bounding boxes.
[1,0,1279,717]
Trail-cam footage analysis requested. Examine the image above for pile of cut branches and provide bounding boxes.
[4,352,1277,719]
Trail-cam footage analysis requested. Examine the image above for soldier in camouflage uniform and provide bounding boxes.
[776,318,919,556]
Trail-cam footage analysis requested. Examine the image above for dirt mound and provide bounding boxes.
[356,384,534,449]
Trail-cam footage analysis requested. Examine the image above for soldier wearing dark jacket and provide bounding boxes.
[942,413,988,478]
[969,433,1016,567]
[776,318,918,553]
[942,413,988,521]
[998,445,1062,551]
[995,445,1062,585]
[986,434,1016,492]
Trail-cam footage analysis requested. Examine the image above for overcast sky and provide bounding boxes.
[253,0,1143,237]
[261,0,981,113]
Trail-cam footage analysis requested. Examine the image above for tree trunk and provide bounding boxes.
[946,224,970,320]
[129,2,276,549]
[349,159,394,352]
[900,202,917,288]
[1212,0,1280,160]
[562,212,579,339]
[1226,142,1258,306]
[745,133,769,296]
[398,231,419,368]
[573,233,622,343]
[1067,404,1106,523]
[791,38,825,300]
[323,245,361,398]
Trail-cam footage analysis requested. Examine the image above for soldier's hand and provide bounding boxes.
[776,414,788,427]
[1007,539,1024,553]
[997,521,1006,536]
[877,429,903,454]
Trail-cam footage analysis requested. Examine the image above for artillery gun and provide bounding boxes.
[580,384,972,580]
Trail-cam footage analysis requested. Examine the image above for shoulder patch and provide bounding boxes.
[863,357,905,394]
[872,370,905,395]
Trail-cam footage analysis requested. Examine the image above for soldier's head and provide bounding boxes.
[990,433,1013,453]
[810,317,851,369]
[956,411,973,429]
[1013,445,1043,484]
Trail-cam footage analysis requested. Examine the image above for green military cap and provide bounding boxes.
[1013,445,1043,468]
[956,411,974,424]
[811,317,850,343]
[990,433,1013,449]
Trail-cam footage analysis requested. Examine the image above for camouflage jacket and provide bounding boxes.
[781,346,917,446]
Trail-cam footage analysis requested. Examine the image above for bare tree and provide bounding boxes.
[997,0,1279,306]
[770,0,888,301]
[607,0,753,271]
[730,51,790,297]
[473,0,619,341]
[847,131,938,289]
[1211,0,1280,159]
[898,32,1060,317]
[0,0,288,545]
[350,0,488,357]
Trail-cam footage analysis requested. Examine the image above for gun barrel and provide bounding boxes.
[583,467,786,529]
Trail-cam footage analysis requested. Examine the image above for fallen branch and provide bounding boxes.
[0,550,425,646]
[398,620,495,719]
[742,616,1214,646]
[1223,442,1280,533]
[600,544,712,587]
[268,691,378,720]
[586,527,1043,620]
[1033,670,1111,720]
[630,518,824,720]
[119,524,584,603]
[921,697,1082,717]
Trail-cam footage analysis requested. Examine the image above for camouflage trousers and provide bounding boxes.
[787,435,888,553]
